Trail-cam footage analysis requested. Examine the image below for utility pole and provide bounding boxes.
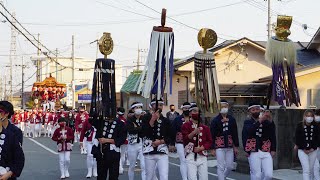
[267,0,271,39]
[137,46,140,71]
[71,35,75,108]
[55,48,58,80]
[4,72,6,100]
[21,57,25,109]
[9,12,17,102]
[36,33,41,81]
[14,58,26,109]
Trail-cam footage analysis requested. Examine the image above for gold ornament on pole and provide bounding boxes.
[194,28,220,114]
[98,32,114,58]
[197,28,217,53]
[275,15,292,42]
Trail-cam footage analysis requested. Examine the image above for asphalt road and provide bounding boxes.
[20,136,251,180]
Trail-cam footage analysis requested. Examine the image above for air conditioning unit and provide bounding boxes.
[236,64,243,71]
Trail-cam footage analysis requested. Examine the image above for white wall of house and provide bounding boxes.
[215,45,272,83]
[163,71,192,114]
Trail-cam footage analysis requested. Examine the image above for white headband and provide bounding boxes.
[248,105,261,110]
[150,101,164,105]
[131,103,143,109]
[117,111,124,115]
[189,107,198,111]
[181,105,191,109]
[220,102,229,105]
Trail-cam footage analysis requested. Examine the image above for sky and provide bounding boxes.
[0,0,319,92]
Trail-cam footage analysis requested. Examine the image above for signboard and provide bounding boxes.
[78,94,92,104]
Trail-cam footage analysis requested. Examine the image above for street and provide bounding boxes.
[21,137,251,180]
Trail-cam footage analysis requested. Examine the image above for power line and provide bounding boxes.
[170,0,250,17]
[245,0,316,30]
[0,3,70,68]
[95,0,157,19]
[134,0,238,40]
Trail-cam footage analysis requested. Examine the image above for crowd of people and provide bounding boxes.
[3,98,320,180]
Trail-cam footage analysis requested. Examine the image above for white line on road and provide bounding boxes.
[28,138,58,155]
[169,162,236,180]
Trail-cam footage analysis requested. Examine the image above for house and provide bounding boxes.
[120,70,150,113]
[167,34,320,111]
[166,37,274,113]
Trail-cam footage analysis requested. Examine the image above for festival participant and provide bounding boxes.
[91,114,127,180]
[80,117,98,178]
[42,90,50,112]
[142,98,174,180]
[75,106,89,154]
[52,118,74,179]
[242,102,276,180]
[21,109,28,134]
[171,102,191,180]
[126,102,146,180]
[24,110,31,138]
[181,104,212,180]
[117,107,128,175]
[66,110,75,130]
[294,110,319,180]
[47,110,56,138]
[0,102,25,180]
[49,91,57,111]
[35,109,42,138]
[210,100,239,180]
[43,109,51,137]
[12,110,21,128]
[29,109,38,138]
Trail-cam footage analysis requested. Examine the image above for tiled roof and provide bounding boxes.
[120,70,142,94]
[296,49,320,66]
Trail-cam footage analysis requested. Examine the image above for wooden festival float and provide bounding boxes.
[31,74,66,110]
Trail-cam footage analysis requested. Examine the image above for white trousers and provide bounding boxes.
[43,103,49,112]
[24,122,30,137]
[120,144,128,171]
[128,142,146,180]
[35,124,41,137]
[216,148,234,180]
[20,122,25,132]
[175,143,188,180]
[86,142,97,169]
[59,151,71,177]
[145,154,168,180]
[249,150,273,180]
[49,101,55,111]
[30,124,35,138]
[299,149,318,180]
[47,124,54,138]
[186,153,208,180]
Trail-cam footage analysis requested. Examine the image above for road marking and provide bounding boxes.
[28,138,58,155]
[169,162,236,180]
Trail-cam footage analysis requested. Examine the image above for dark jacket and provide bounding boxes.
[142,112,174,155]
[0,128,25,179]
[126,115,144,144]
[295,122,319,150]
[7,122,23,145]
[210,114,239,149]
[242,118,276,154]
